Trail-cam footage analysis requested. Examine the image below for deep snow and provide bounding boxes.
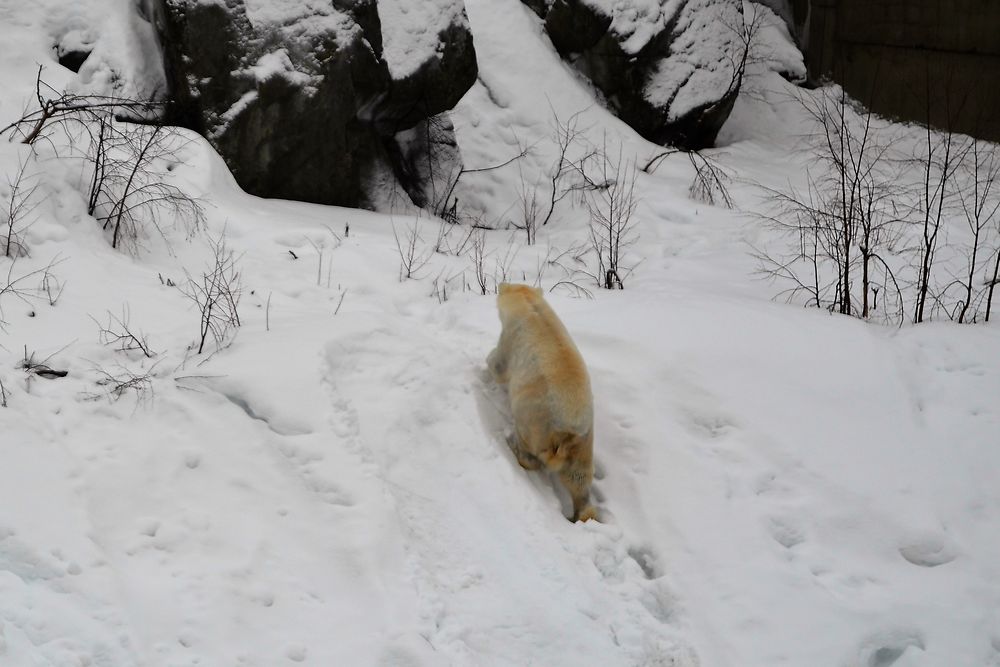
[0,1,999,666]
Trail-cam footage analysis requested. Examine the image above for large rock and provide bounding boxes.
[526,0,745,149]
[144,0,477,208]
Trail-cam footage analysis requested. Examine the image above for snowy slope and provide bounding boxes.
[1,1,1000,666]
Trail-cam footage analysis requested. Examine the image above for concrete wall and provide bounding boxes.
[804,0,1000,141]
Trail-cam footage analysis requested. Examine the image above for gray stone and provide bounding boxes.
[147,0,477,208]
[526,0,745,149]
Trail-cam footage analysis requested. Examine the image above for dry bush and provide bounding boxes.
[393,218,433,280]
[3,156,40,258]
[182,234,243,354]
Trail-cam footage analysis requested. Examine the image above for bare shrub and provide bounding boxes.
[687,152,735,208]
[305,226,342,288]
[39,261,66,307]
[949,139,1000,323]
[464,228,521,294]
[430,268,463,304]
[182,234,243,354]
[0,66,158,147]
[92,305,156,358]
[538,108,596,228]
[752,176,835,309]
[909,120,965,323]
[86,362,158,406]
[393,218,433,280]
[0,255,66,330]
[643,149,734,209]
[493,235,521,286]
[504,108,607,251]
[542,240,596,297]
[753,87,905,323]
[722,1,790,102]
[438,146,531,223]
[92,124,205,253]
[988,252,1000,323]
[469,228,490,295]
[721,0,758,99]
[550,280,595,299]
[3,156,40,258]
[514,169,542,246]
[2,70,201,254]
[583,145,639,290]
[433,215,475,255]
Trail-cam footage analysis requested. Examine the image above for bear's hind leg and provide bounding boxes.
[507,433,542,470]
[560,465,597,522]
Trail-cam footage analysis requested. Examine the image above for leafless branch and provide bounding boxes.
[3,155,40,258]
[182,233,243,354]
[393,218,433,280]
[92,305,156,357]
[1,66,160,146]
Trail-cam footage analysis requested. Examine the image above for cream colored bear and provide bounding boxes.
[488,283,597,522]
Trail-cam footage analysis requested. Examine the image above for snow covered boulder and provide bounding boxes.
[526,0,745,149]
[147,0,477,208]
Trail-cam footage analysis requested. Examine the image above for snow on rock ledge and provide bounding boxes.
[146,0,477,209]
[379,0,469,79]
[526,0,745,149]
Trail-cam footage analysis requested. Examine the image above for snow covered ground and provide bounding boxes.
[1,1,999,666]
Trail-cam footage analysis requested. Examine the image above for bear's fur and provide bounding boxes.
[487,283,597,522]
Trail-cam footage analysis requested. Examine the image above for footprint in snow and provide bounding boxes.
[768,515,806,550]
[627,544,661,580]
[0,527,64,581]
[855,628,925,667]
[182,451,201,469]
[686,411,738,440]
[225,391,312,436]
[897,533,958,568]
[638,581,678,625]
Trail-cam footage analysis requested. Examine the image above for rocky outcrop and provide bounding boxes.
[144,0,477,208]
[389,114,462,212]
[525,0,745,149]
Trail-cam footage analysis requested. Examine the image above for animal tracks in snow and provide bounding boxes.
[318,313,700,665]
[768,515,806,550]
[0,527,67,582]
[0,526,139,665]
[854,628,926,667]
[627,544,661,580]
[897,534,958,568]
[215,387,312,436]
